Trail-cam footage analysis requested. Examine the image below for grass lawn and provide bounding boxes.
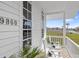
[47,31,63,36]
[46,31,63,45]
[47,31,79,45]
[67,33,79,45]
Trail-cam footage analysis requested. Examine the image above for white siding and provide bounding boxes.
[0,1,43,57]
[0,1,23,57]
[32,2,42,49]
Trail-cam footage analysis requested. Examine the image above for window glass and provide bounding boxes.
[23,1,27,9]
[28,2,31,11]
[27,12,31,20]
[23,9,27,19]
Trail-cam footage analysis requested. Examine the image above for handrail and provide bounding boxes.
[66,36,79,48]
[47,36,63,38]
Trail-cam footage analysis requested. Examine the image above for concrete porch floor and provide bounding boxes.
[47,47,71,58]
[45,43,71,58]
[60,47,71,58]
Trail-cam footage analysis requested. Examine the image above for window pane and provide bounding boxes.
[27,12,31,20]
[23,39,31,48]
[23,30,27,39]
[23,40,27,48]
[23,19,27,29]
[23,1,27,9]
[23,9,27,19]
[28,30,31,38]
[28,2,31,11]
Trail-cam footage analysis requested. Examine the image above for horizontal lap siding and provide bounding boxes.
[0,25,19,31]
[0,1,21,57]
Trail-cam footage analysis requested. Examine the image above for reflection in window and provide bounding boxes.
[23,1,32,46]
[23,30,27,39]
[23,30,31,39]
[28,30,31,38]
[28,2,31,11]
[28,12,31,20]
[23,19,32,29]
[23,9,27,19]
[23,1,27,9]
[23,39,31,48]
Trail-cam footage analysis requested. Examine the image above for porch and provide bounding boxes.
[43,35,79,58]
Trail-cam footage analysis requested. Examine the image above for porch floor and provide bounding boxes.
[46,44,71,58]
[60,47,71,58]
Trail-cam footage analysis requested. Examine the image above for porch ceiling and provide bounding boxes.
[39,1,79,19]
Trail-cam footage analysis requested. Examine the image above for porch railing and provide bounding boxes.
[46,36,79,58]
[45,36,63,57]
[46,36,63,46]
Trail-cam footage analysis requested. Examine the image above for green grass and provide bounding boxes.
[47,31,79,45]
[46,31,63,45]
[67,33,79,45]
[47,31,63,36]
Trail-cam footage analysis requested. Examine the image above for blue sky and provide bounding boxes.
[46,11,79,28]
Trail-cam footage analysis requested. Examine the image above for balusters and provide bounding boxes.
[47,36,63,46]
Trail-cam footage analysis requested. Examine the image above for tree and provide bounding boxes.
[66,23,70,30]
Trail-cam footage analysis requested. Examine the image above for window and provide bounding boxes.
[23,9,27,19]
[23,19,27,29]
[23,30,27,39]
[23,1,27,9]
[27,12,31,20]
[28,2,31,11]
[23,1,32,47]
[23,39,31,48]
[28,30,31,38]
[23,19,32,29]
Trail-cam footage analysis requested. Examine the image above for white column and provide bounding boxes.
[44,13,47,40]
[63,11,66,47]
[41,12,47,52]
[44,13,47,52]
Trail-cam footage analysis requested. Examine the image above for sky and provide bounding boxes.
[46,11,79,28]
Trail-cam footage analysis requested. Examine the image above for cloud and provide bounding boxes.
[74,15,79,20]
[66,18,74,22]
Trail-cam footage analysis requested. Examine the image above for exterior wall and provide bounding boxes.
[0,1,43,57]
[32,2,42,49]
[0,1,23,57]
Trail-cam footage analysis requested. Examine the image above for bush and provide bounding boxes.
[9,46,46,58]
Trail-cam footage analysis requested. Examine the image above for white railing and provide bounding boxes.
[65,37,79,58]
[46,36,63,58]
[46,36,79,58]
[46,36,63,46]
